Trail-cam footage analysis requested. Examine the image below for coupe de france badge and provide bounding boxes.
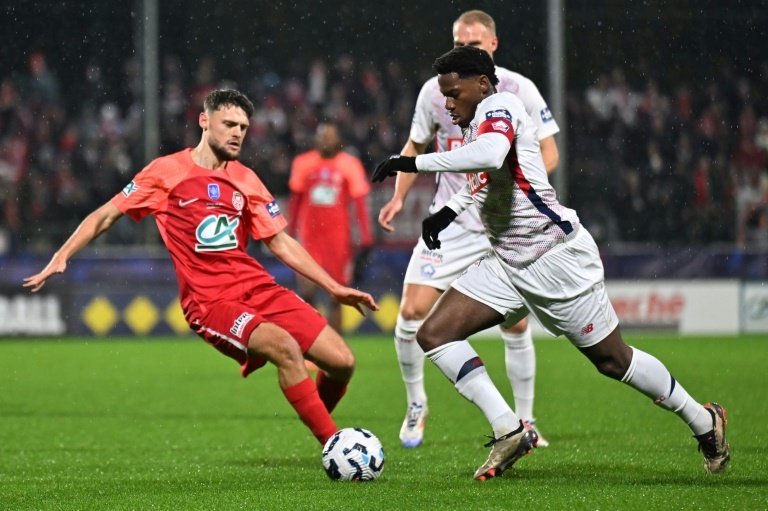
[232,191,244,211]
[208,183,220,201]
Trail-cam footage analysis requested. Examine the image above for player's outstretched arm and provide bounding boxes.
[377,139,429,232]
[23,202,124,292]
[263,230,380,315]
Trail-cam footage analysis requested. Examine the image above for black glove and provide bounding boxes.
[371,155,418,183]
[421,206,458,250]
[352,246,372,285]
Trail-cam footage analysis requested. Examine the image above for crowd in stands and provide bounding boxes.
[1,51,767,254]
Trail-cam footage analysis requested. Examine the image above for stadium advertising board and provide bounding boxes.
[605,280,740,334]
[742,282,768,333]
[0,286,67,336]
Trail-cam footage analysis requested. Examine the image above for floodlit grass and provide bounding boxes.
[1,334,766,510]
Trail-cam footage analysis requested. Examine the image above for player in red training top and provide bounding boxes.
[24,89,379,447]
[288,121,373,333]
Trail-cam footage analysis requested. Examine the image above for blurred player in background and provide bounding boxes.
[288,121,373,334]
[24,89,379,447]
[372,45,729,480]
[377,9,558,448]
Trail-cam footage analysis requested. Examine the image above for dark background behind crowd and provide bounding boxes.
[1,1,767,255]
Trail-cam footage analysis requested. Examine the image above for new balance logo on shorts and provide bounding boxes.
[230,312,255,338]
[580,323,594,336]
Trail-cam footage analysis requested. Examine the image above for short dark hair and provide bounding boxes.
[433,46,499,86]
[203,89,254,118]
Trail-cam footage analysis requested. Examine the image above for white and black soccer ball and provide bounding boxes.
[321,427,385,481]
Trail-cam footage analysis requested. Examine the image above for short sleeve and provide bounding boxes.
[241,172,288,240]
[409,79,437,145]
[507,73,560,140]
[110,158,170,222]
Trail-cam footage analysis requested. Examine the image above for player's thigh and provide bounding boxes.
[418,287,504,350]
[304,324,355,373]
[247,321,303,363]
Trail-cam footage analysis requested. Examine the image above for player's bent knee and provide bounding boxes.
[399,304,431,322]
[593,357,628,381]
[500,317,529,335]
[415,321,444,352]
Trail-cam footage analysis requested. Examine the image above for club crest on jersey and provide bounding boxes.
[485,108,513,121]
[265,200,281,218]
[232,191,244,211]
[121,180,139,197]
[208,183,220,201]
[541,107,553,123]
[491,120,510,133]
[420,264,436,278]
[467,171,491,194]
[195,214,240,252]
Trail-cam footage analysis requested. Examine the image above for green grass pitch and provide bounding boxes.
[1,334,767,510]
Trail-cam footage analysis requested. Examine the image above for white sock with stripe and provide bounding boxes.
[426,340,519,437]
[621,346,712,435]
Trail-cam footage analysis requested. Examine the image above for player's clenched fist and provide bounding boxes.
[371,155,418,183]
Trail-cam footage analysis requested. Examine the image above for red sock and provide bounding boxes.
[316,371,349,413]
[282,377,337,444]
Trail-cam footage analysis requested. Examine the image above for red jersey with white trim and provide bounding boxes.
[288,149,370,252]
[110,148,287,312]
[421,92,580,269]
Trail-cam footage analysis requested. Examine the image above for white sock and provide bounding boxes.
[426,340,519,436]
[621,346,712,435]
[394,314,427,405]
[501,325,535,422]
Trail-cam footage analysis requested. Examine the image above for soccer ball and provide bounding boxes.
[321,427,385,481]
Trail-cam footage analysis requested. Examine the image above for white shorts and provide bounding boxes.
[403,222,491,291]
[451,227,619,348]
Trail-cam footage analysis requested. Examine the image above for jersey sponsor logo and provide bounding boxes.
[230,311,255,338]
[265,200,280,217]
[232,191,244,211]
[178,198,199,208]
[121,180,138,197]
[540,107,553,123]
[490,120,510,133]
[467,171,491,194]
[485,108,513,121]
[309,184,339,206]
[208,183,221,201]
[195,214,240,252]
[419,249,443,264]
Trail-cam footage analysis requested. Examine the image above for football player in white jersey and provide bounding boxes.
[378,9,558,448]
[371,45,730,481]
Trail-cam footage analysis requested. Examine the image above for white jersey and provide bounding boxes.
[416,92,580,269]
[410,66,559,233]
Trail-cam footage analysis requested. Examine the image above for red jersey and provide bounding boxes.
[288,149,372,252]
[111,149,286,313]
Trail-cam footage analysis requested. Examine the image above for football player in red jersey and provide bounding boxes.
[288,121,373,333]
[24,89,379,447]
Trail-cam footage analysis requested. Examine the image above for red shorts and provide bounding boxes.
[187,284,327,377]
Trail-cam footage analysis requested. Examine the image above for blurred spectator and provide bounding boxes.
[2,50,767,254]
